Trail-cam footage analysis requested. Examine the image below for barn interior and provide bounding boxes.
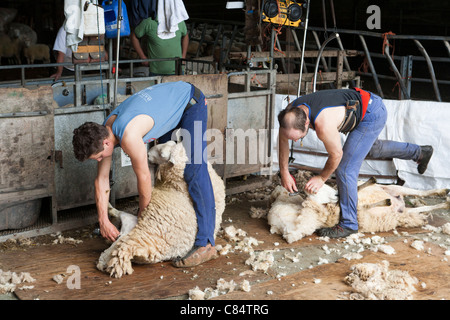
[0,0,449,303]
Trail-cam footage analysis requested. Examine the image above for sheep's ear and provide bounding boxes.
[168,142,188,166]
[148,141,176,164]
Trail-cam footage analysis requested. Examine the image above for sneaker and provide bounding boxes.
[317,225,357,238]
[172,244,218,268]
[417,145,433,174]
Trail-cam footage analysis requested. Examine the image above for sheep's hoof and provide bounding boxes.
[172,244,219,268]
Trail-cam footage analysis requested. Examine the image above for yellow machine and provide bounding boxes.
[261,0,304,27]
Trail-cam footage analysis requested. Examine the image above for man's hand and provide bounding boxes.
[50,71,62,81]
[280,172,298,194]
[99,218,120,242]
[305,175,325,194]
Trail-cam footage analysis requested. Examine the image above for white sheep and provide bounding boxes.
[268,173,449,243]
[23,44,50,64]
[97,141,226,278]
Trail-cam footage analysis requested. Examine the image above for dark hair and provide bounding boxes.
[278,103,308,131]
[72,122,109,161]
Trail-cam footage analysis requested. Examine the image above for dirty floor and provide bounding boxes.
[0,189,449,301]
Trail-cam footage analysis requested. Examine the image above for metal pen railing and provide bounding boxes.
[301,26,450,101]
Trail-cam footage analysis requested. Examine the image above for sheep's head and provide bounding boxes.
[148,140,177,164]
[148,141,188,184]
[307,184,338,204]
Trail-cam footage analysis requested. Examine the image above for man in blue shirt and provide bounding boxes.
[278,88,433,238]
[72,81,217,267]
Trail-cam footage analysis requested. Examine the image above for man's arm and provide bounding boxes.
[278,130,298,193]
[181,32,189,59]
[95,155,120,241]
[121,136,152,217]
[130,30,148,66]
[50,51,65,81]
[305,124,343,193]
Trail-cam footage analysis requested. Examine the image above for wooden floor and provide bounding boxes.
[1,199,449,300]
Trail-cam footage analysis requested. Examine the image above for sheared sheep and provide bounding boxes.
[97,141,226,278]
[268,173,449,243]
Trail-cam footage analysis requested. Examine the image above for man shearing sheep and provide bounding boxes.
[72,81,217,267]
[277,88,433,238]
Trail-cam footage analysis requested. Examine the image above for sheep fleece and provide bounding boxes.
[105,143,225,278]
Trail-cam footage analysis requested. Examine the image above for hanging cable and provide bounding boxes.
[95,1,107,120]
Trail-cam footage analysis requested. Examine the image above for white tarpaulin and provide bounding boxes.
[272,94,450,190]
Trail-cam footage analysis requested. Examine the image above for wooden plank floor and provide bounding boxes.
[1,199,449,300]
[215,240,450,300]
[1,200,278,300]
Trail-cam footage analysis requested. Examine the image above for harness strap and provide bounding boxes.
[338,100,359,133]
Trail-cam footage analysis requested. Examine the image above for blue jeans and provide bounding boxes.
[158,86,216,247]
[335,93,421,230]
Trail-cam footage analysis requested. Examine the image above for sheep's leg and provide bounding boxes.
[118,212,138,235]
[357,176,377,191]
[399,201,449,228]
[403,201,450,215]
[107,204,138,236]
[381,185,448,198]
[361,198,391,209]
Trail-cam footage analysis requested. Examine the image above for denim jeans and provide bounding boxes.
[335,93,421,230]
[158,86,216,246]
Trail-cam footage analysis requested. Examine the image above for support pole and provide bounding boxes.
[111,0,123,206]
[297,0,310,97]
[113,0,123,109]
[414,39,441,102]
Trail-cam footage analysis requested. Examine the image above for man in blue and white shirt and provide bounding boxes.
[73,81,217,267]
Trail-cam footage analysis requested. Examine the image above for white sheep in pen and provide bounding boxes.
[268,172,449,243]
[97,141,226,278]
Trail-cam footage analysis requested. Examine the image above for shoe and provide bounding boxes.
[317,225,357,238]
[417,145,433,174]
[172,244,218,268]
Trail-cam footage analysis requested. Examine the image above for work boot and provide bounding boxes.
[317,225,357,238]
[172,244,218,268]
[417,145,433,174]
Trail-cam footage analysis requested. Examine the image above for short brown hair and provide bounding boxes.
[278,103,308,131]
[72,122,109,161]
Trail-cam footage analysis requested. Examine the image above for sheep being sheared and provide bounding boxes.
[97,141,226,278]
[268,173,449,243]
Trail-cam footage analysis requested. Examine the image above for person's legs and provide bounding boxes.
[367,139,433,174]
[367,139,420,161]
[171,88,217,267]
[318,94,387,238]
